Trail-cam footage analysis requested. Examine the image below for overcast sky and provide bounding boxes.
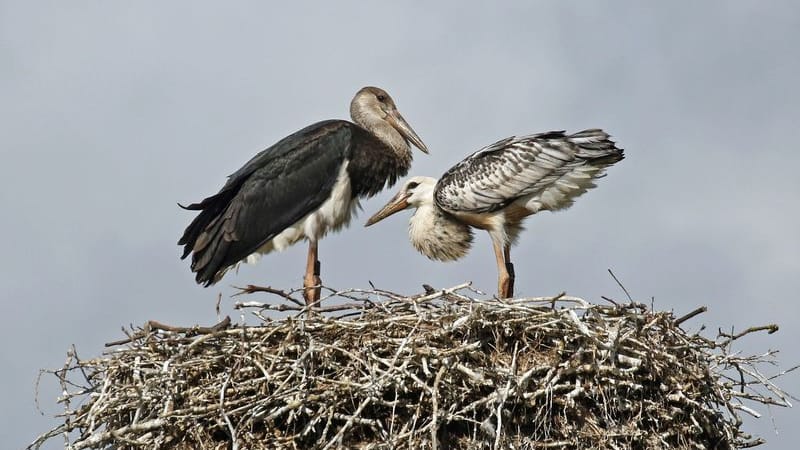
[3,2,798,449]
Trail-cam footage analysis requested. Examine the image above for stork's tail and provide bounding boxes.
[177,190,238,286]
[568,129,625,165]
[526,129,624,213]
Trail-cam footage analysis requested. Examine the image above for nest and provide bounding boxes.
[30,283,795,450]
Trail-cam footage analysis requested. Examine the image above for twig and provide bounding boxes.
[29,282,794,450]
[718,324,780,345]
[220,372,238,450]
[607,269,633,302]
[104,316,231,347]
[675,306,707,326]
[431,365,447,450]
[232,284,304,306]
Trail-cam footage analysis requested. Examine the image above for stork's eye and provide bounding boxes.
[406,181,419,190]
[376,94,386,102]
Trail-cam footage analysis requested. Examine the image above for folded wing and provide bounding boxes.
[434,129,624,214]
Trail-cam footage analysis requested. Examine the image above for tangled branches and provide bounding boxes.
[30,283,795,449]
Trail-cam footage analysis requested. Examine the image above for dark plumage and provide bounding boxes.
[179,87,427,302]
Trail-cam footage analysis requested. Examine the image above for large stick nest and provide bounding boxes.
[31,283,795,449]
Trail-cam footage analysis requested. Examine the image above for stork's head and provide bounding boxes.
[365,176,436,226]
[350,87,428,155]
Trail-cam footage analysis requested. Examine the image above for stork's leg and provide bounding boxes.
[493,240,513,298]
[504,244,515,298]
[303,240,322,306]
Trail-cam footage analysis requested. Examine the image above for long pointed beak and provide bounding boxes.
[387,110,428,154]
[365,192,411,227]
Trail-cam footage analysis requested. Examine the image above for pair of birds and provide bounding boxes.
[179,87,624,303]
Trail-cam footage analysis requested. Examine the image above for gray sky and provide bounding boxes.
[3,1,799,448]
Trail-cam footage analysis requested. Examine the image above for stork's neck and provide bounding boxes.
[352,113,412,167]
[409,204,473,262]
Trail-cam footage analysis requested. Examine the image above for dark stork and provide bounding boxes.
[365,129,623,298]
[179,87,428,304]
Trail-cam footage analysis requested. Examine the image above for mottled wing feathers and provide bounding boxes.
[178,120,352,285]
[434,129,624,214]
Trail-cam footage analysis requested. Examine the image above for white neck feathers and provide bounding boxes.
[409,205,473,261]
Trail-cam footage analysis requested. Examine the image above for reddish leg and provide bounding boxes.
[493,240,513,298]
[303,240,322,306]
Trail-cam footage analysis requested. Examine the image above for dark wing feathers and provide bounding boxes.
[176,119,349,257]
[220,120,344,190]
[434,129,624,213]
[178,120,353,286]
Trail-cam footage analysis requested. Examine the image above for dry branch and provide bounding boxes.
[30,283,795,449]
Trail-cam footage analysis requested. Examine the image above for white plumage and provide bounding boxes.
[242,162,358,268]
[366,129,624,298]
[252,162,358,257]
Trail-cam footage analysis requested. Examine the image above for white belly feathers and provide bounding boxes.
[244,162,358,265]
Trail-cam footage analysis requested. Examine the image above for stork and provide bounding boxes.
[365,129,623,298]
[179,87,427,304]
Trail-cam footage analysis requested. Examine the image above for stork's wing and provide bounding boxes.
[178,120,354,286]
[434,129,624,214]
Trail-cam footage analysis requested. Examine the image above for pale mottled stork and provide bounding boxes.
[179,87,427,304]
[366,129,623,298]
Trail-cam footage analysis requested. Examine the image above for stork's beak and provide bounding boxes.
[365,191,411,226]
[387,109,428,154]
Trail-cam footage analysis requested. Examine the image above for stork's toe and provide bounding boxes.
[303,274,322,305]
[498,273,514,299]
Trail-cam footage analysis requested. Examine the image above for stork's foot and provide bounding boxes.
[497,263,514,298]
[497,277,514,298]
[303,274,321,306]
[500,280,514,299]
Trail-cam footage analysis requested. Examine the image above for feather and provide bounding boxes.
[178,121,352,285]
[178,118,415,286]
[434,129,624,215]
